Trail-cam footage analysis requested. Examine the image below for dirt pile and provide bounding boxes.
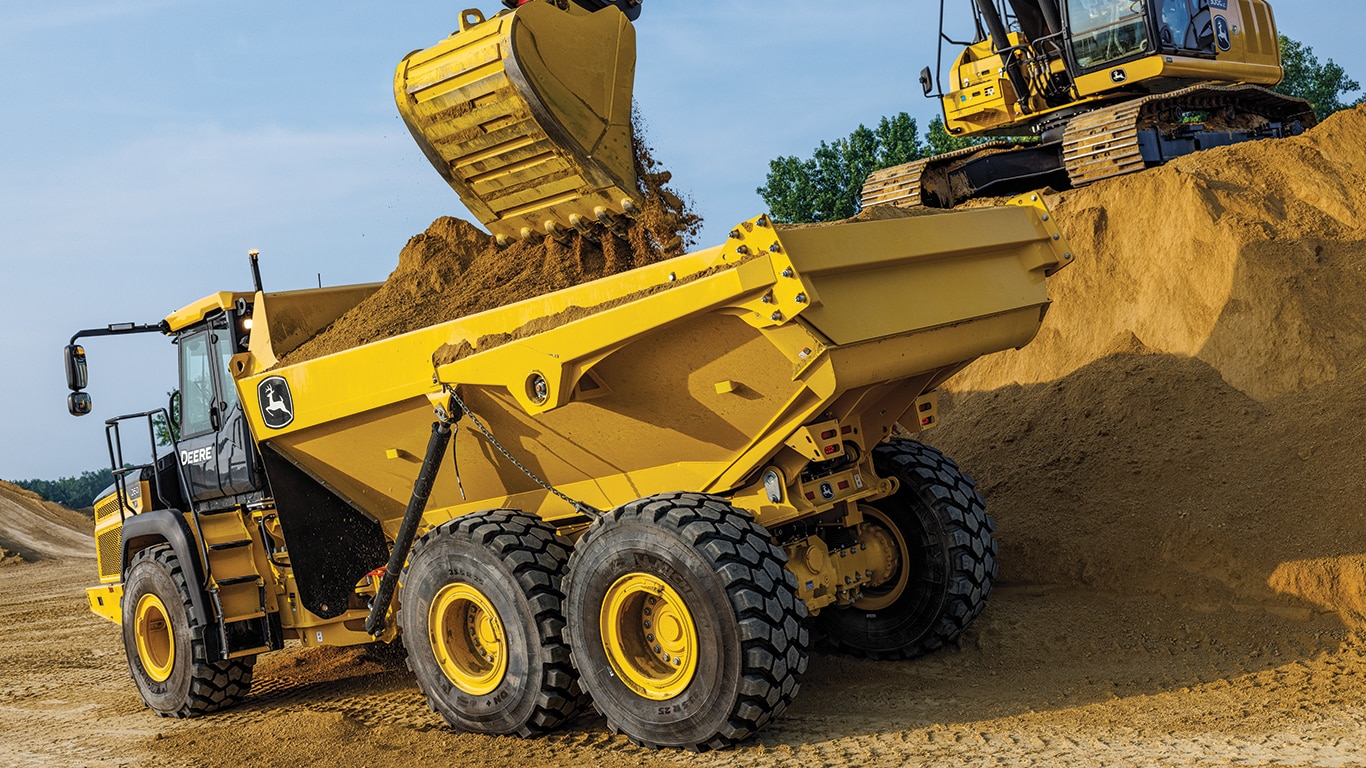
[947,104,1366,401]
[0,480,93,565]
[285,131,701,364]
[920,105,1366,629]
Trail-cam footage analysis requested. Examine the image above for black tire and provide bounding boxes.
[121,544,255,717]
[399,510,586,736]
[564,492,808,751]
[816,439,996,659]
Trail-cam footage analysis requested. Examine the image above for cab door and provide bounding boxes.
[175,317,259,504]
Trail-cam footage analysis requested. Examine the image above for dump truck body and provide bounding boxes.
[237,199,1068,565]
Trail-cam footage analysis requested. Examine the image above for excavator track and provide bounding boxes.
[1062,83,1316,187]
[861,142,1017,209]
[862,84,1313,212]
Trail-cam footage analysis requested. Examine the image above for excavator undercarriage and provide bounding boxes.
[863,83,1314,209]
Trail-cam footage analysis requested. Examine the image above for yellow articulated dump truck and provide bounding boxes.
[62,0,1075,751]
[66,201,1072,749]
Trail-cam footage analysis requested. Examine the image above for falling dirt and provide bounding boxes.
[6,110,1366,766]
[282,122,701,366]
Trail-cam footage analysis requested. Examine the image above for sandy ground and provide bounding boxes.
[5,557,1365,768]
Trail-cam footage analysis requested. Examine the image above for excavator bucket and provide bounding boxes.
[395,3,642,245]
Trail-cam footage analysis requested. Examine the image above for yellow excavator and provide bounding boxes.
[861,0,1316,209]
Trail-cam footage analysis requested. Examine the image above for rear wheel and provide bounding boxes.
[816,439,996,659]
[399,510,585,736]
[121,544,254,717]
[564,493,808,750]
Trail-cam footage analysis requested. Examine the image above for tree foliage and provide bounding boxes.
[757,114,984,224]
[9,468,114,511]
[1275,34,1363,119]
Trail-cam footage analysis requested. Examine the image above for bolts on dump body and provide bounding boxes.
[782,266,793,277]
[729,229,742,240]
[761,292,774,304]
[736,244,751,256]
[527,373,549,405]
[772,243,784,255]
[1053,234,1061,240]
[668,272,676,282]
[757,215,770,228]
[795,293,808,304]
[770,311,783,322]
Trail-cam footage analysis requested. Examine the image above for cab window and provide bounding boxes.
[1069,0,1152,69]
[178,330,214,437]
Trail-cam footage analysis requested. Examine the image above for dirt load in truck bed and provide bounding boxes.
[5,107,1366,767]
[281,135,700,365]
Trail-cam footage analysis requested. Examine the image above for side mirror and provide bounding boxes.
[168,390,182,441]
[919,66,935,98]
[64,344,88,391]
[68,391,93,417]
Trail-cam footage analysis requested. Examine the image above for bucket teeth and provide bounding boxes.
[396,3,643,243]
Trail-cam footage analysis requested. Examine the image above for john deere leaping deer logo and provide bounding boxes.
[258,376,295,429]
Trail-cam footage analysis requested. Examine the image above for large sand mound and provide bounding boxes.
[951,104,1366,402]
[923,104,1366,629]
[0,481,92,564]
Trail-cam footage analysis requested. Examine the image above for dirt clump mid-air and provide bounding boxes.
[283,128,701,365]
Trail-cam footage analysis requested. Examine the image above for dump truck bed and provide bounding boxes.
[233,197,1070,537]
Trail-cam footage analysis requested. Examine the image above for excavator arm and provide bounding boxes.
[398,1,645,245]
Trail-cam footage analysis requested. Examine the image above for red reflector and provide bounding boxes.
[921,416,935,426]
[837,481,849,490]
[805,491,816,501]
[920,402,933,412]
[823,444,840,455]
[821,429,837,440]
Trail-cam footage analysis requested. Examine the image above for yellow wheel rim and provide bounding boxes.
[429,583,508,696]
[853,506,910,612]
[135,593,175,683]
[601,573,698,701]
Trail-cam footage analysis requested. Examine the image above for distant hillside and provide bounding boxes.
[0,481,92,565]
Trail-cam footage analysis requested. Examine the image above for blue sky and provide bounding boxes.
[2,0,1361,483]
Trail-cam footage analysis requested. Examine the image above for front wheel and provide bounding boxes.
[564,493,808,750]
[399,510,586,736]
[816,439,996,659]
[121,544,254,717]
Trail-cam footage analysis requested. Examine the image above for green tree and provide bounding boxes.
[757,113,924,224]
[1275,34,1363,119]
[926,116,986,156]
[9,468,115,510]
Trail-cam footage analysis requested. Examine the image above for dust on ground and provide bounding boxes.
[6,110,1366,766]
